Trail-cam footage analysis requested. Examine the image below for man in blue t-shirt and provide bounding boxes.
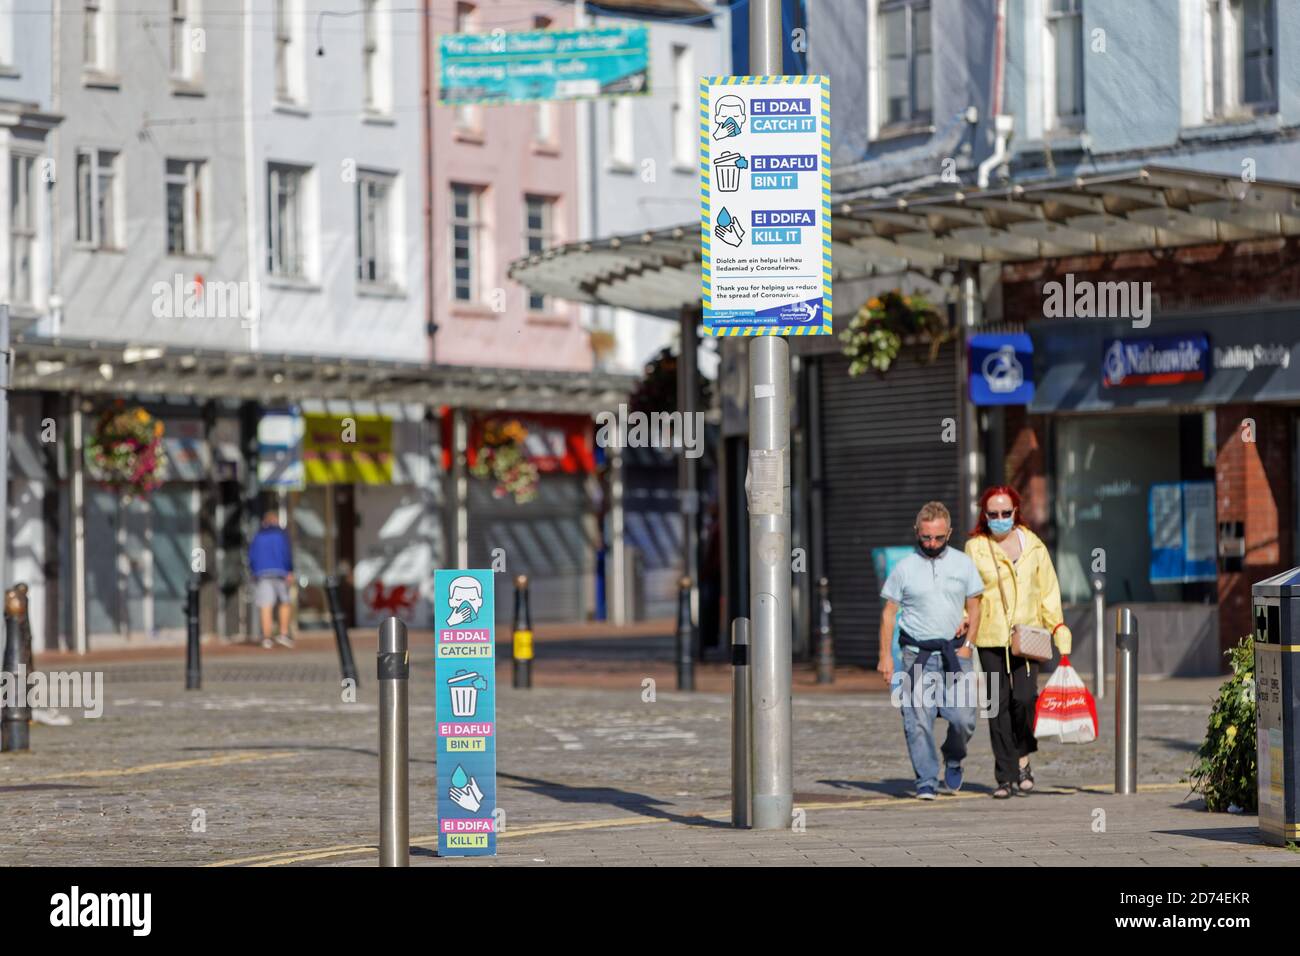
[878,501,984,799]
[248,511,294,648]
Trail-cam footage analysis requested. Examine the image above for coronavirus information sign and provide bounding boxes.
[434,569,497,857]
[700,75,831,337]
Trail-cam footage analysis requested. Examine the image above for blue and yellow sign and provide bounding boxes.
[700,75,832,337]
[434,569,497,857]
[437,27,649,105]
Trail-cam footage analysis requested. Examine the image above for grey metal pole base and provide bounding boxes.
[731,617,752,828]
[1115,608,1138,795]
[379,617,409,866]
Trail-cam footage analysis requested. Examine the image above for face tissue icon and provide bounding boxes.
[446,576,484,626]
[713,94,746,140]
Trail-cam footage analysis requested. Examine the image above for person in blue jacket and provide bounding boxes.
[249,510,294,648]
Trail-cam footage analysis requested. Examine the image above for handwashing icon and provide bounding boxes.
[715,207,745,247]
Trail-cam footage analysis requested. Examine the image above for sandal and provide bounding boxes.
[1018,762,1035,793]
[992,782,1016,799]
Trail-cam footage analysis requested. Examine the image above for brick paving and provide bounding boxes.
[0,646,1294,867]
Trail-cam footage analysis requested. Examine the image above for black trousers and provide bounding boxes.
[978,647,1040,786]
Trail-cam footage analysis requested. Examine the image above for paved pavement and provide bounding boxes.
[0,645,1293,867]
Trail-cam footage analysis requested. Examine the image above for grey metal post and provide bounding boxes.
[747,0,793,831]
[731,616,752,828]
[609,444,627,625]
[0,306,8,596]
[678,307,700,640]
[71,396,88,654]
[378,616,409,867]
[1115,608,1138,794]
[1092,576,1105,700]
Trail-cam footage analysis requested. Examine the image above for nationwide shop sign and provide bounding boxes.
[700,75,832,336]
[437,26,648,104]
[434,569,497,857]
[1102,333,1210,387]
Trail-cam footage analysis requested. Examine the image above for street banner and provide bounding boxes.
[700,75,832,336]
[256,410,304,491]
[434,569,497,857]
[301,413,393,485]
[437,26,649,104]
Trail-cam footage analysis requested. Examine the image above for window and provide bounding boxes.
[166,159,207,255]
[454,4,479,133]
[75,149,119,249]
[356,171,395,285]
[83,0,113,74]
[609,98,634,168]
[533,16,554,144]
[1,0,16,71]
[450,183,483,303]
[523,195,554,312]
[671,44,694,167]
[878,0,931,129]
[1045,0,1084,129]
[169,0,202,83]
[8,154,36,307]
[362,0,390,113]
[267,163,307,278]
[273,0,300,102]
[1205,0,1275,119]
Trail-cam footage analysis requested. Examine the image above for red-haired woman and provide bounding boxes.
[964,486,1071,798]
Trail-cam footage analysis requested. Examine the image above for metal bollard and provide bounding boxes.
[186,574,202,690]
[815,577,834,684]
[1092,576,1105,700]
[731,617,752,828]
[675,576,694,692]
[1,587,31,752]
[325,575,360,689]
[378,616,409,867]
[1115,607,1139,794]
[512,575,533,689]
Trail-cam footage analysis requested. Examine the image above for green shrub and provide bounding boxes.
[1185,636,1257,813]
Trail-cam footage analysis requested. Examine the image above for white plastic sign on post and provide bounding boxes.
[700,75,831,337]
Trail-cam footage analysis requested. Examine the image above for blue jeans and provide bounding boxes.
[898,648,978,792]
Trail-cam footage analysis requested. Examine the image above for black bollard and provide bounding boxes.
[512,575,533,689]
[2,587,31,752]
[186,574,202,690]
[816,577,835,684]
[676,576,695,692]
[325,575,360,688]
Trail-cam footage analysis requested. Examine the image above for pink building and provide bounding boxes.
[428,1,590,372]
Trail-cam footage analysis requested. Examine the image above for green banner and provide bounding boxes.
[437,26,649,105]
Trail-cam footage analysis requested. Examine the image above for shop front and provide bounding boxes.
[1029,306,1300,673]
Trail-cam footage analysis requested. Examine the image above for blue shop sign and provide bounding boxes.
[969,333,1034,406]
[1103,333,1210,388]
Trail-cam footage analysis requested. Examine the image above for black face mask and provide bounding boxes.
[917,538,947,559]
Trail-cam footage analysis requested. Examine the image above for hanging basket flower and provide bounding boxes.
[85,402,168,500]
[469,417,540,505]
[839,290,953,375]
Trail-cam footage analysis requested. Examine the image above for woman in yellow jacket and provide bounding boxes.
[964,485,1071,799]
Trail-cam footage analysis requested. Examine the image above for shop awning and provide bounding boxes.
[10,334,636,414]
[508,165,1300,312]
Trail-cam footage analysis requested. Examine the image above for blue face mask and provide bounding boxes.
[988,517,1015,536]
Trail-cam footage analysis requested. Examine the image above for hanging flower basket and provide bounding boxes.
[470,418,540,505]
[839,290,953,375]
[85,402,168,500]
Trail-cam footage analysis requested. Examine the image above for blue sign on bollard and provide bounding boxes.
[434,569,497,857]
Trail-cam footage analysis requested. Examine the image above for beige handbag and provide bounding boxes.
[987,539,1053,663]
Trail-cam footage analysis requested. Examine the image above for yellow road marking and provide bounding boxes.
[13,750,300,783]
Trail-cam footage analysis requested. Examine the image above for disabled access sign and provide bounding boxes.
[434,569,497,856]
[700,75,832,337]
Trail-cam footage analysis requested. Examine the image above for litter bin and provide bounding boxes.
[1252,567,1300,846]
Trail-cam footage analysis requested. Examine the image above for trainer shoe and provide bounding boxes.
[943,763,964,793]
[273,633,295,649]
[261,637,275,649]
[916,786,937,801]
